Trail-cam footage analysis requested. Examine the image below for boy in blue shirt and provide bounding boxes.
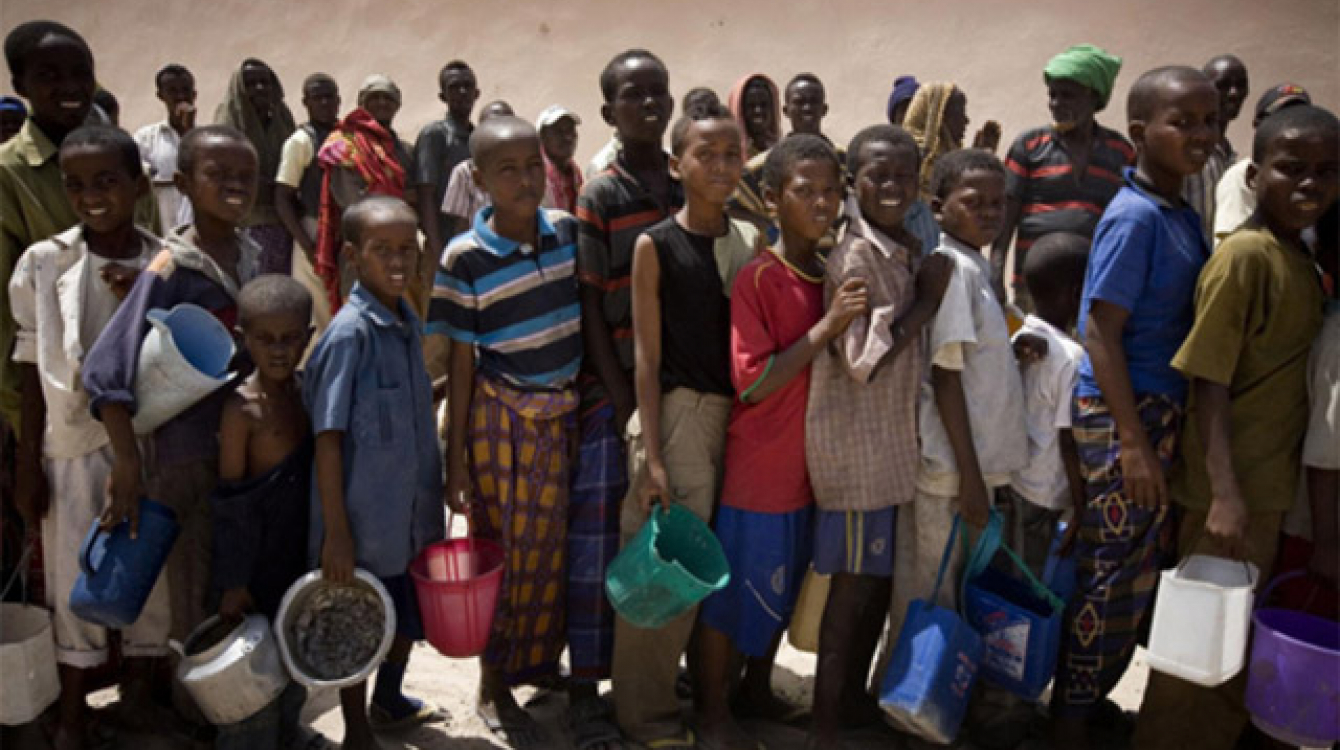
[305,195,446,749]
[1050,66,1218,749]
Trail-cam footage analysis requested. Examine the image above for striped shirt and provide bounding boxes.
[1183,140,1235,244]
[1003,124,1134,268]
[574,153,683,404]
[429,207,582,390]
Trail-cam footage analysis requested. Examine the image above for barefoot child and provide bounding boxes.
[305,195,446,749]
[210,274,317,749]
[695,132,867,750]
[1050,67,1218,749]
[570,49,680,747]
[1135,104,1339,750]
[431,115,583,750]
[618,103,763,750]
[10,125,166,750]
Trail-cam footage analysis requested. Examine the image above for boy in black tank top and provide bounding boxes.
[612,103,763,748]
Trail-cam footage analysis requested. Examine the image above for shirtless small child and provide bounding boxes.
[210,274,318,749]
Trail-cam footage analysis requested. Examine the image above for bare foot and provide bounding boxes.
[697,712,759,750]
[477,690,546,749]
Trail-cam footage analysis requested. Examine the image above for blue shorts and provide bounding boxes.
[699,505,813,658]
[813,507,897,577]
[378,574,424,641]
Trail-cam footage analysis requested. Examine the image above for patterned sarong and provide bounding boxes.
[566,403,626,682]
[468,376,578,686]
[1053,393,1181,717]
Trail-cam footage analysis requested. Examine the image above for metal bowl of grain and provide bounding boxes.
[274,569,395,689]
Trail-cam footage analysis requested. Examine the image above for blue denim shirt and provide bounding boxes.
[304,283,444,577]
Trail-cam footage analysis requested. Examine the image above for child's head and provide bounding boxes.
[437,60,479,121]
[682,87,720,117]
[1202,54,1249,126]
[1251,83,1309,128]
[470,116,546,223]
[669,102,744,208]
[762,133,843,245]
[237,274,313,383]
[342,195,418,308]
[156,64,197,122]
[58,125,147,237]
[239,58,280,119]
[784,73,828,136]
[480,100,514,122]
[1126,66,1219,180]
[599,49,672,148]
[930,148,1008,249]
[537,105,581,166]
[0,96,26,142]
[176,125,258,227]
[1023,232,1089,328]
[1249,104,1340,237]
[5,20,94,136]
[300,73,339,127]
[357,74,401,129]
[847,124,920,236]
[92,88,118,126]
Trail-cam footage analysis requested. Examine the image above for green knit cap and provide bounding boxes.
[1044,44,1123,110]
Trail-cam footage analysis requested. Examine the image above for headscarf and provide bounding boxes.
[727,73,780,158]
[357,74,402,107]
[214,59,297,220]
[887,76,920,123]
[903,82,960,200]
[314,107,407,313]
[1043,44,1123,111]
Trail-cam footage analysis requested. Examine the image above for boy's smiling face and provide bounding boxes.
[1249,126,1340,236]
[854,140,918,236]
[474,133,547,222]
[177,137,258,225]
[742,80,775,141]
[767,157,843,244]
[350,211,418,310]
[240,310,310,384]
[670,117,744,206]
[59,144,146,236]
[13,33,95,135]
[1133,77,1219,181]
[603,58,672,148]
[785,80,828,136]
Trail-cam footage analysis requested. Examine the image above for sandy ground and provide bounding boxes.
[2,636,1150,750]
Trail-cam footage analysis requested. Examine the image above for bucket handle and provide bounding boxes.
[1175,525,1256,586]
[79,523,108,579]
[0,542,35,601]
[1253,569,1309,610]
[928,515,964,608]
[958,509,1066,615]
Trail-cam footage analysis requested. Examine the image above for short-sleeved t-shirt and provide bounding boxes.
[304,283,445,577]
[1283,301,1340,538]
[1004,124,1134,256]
[1010,314,1084,509]
[1172,227,1325,512]
[428,207,582,390]
[721,250,822,513]
[1076,170,1209,402]
[412,117,473,214]
[574,154,682,406]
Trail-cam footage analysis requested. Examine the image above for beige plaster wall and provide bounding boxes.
[3,0,1336,166]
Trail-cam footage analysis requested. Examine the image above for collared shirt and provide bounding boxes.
[440,159,488,222]
[10,225,156,458]
[429,207,582,390]
[806,198,921,512]
[413,117,473,232]
[0,119,79,430]
[1077,168,1209,402]
[917,232,1027,494]
[1172,226,1324,513]
[1010,314,1084,509]
[1184,140,1235,243]
[1213,158,1253,246]
[133,121,193,231]
[574,152,683,406]
[1004,123,1134,258]
[304,283,444,577]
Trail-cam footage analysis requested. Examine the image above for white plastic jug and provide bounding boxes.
[131,304,235,435]
[1147,555,1259,687]
[0,603,60,725]
[173,615,289,726]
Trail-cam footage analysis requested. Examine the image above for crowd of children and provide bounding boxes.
[0,17,1336,750]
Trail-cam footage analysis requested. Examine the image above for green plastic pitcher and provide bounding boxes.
[605,504,730,628]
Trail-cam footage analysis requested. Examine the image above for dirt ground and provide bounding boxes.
[2,635,1150,750]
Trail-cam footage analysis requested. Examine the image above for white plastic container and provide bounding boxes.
[173,615,289,725]
[132,305,235,435]
[274,570,394,690]
[1147,555,1259,687]
[0,603,60,725]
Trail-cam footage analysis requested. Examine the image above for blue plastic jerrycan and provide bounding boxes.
[70,497,179,628]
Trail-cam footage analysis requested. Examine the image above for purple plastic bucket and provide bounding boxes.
[1246,606,1340,747]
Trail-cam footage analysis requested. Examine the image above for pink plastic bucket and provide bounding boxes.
[1247,572,1340,748]
[410,536,504,658]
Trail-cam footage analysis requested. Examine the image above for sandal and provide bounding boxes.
[646,728,697,750]
[368,697,449,730]
[479,705,549,750]
[569,694,625,750]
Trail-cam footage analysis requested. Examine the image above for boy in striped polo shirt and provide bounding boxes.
[430,115,583,748]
